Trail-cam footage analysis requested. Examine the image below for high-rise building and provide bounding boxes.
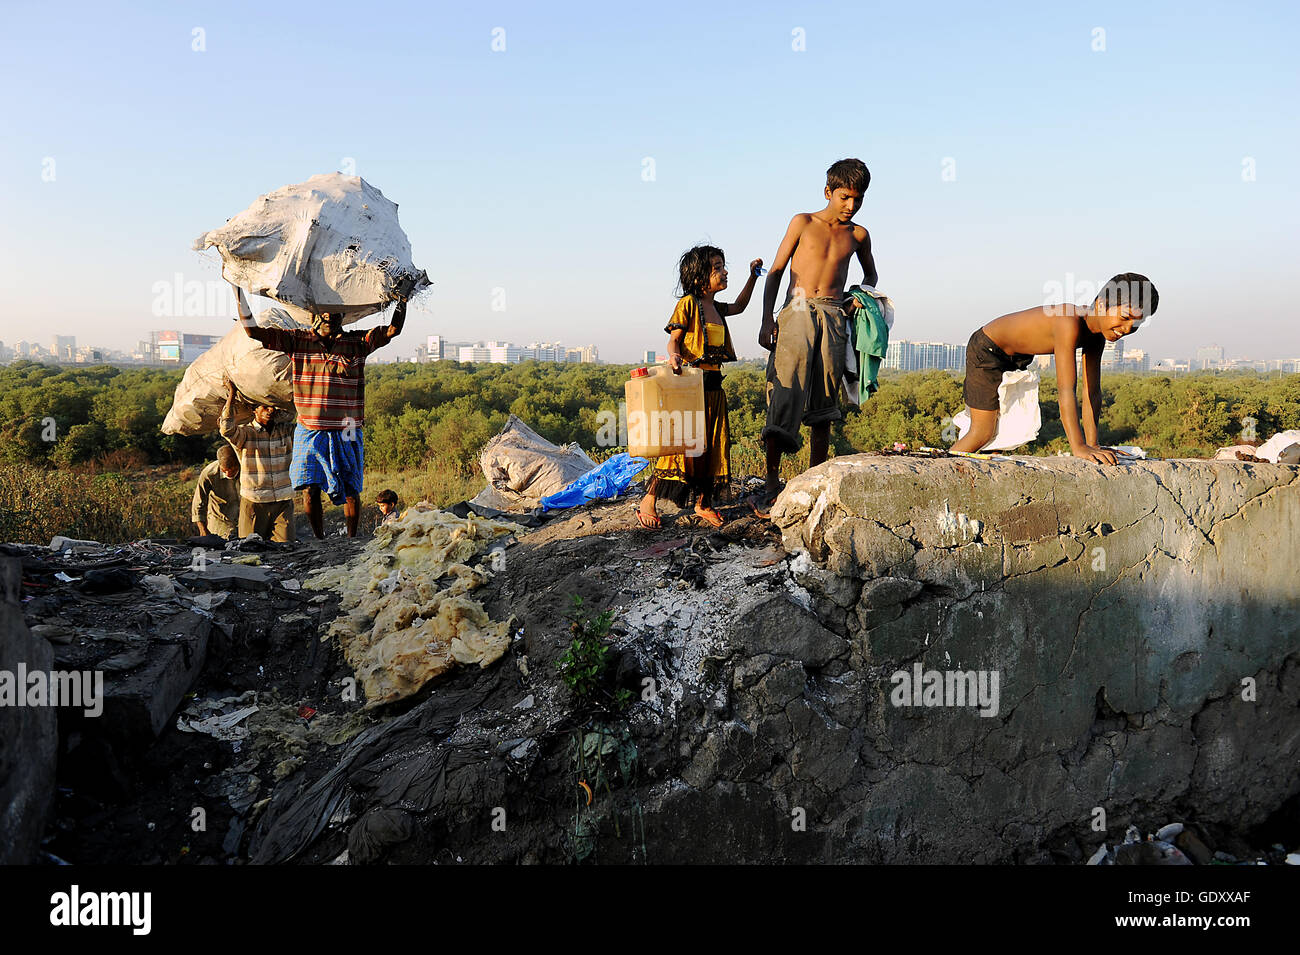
[1196,344,1224,370]
[486,341,524,364]
[881,340,966,372]
[153,331,221,363]
[643,350,656,364]
[52,335,76,361]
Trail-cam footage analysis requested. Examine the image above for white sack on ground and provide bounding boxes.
[193,173,430,323]
[953,368,1042,451]
[1256,430,1300,465]
[161,308,301,436]
[470,415,597,511]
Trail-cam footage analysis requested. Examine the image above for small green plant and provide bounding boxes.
[557,595,620,704]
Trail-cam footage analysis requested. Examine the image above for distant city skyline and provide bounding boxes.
[3,329,1295,375]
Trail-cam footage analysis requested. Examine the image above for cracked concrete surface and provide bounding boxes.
[747,454,1300,862]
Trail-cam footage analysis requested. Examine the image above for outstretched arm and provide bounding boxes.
[760,216,806,350]
[727,259,764,315]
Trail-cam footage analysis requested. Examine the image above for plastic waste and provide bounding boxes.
[540,453,650,510]
[49,536,101,553]
[471,415,598,511]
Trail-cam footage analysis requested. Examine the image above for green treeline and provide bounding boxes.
[1,358,1298,472]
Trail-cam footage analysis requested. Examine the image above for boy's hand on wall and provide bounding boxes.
[1072,444,1119,465]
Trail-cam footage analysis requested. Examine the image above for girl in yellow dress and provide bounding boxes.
[637,245,762,528]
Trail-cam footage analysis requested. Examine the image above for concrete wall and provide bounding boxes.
[758,456,1300,861]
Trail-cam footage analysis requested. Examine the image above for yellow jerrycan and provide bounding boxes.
[625,365,706,458]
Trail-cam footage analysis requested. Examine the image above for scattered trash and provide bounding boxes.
[188,591,230,611]
[626,538,690,561]
[142,574,176,598]
[1112,445,1146,459]
[281,578,301,591]
[230,555,262,566]
[49,536,102,554]
[176,693,260,741]
[513,694,535,710]
[76,568,138,594]
[541,453,650,511]
[470,415,598,512]
[29,624,73,645]
[297,705,317,724]
[53,572,76,583]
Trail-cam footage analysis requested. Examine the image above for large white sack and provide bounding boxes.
[1256,429,1300,465]
[952,368,1042,451]
[470,415,598,511]
[193,173,430,323]
[161,308,302,436]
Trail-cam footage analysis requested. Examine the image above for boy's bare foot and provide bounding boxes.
[636,500,661,529]
[694,504,724,528]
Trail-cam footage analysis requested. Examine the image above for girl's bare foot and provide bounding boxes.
[694,504,724,528]
[636,498,661,529]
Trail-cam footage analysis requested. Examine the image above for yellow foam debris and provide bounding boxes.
[305,505,519,705]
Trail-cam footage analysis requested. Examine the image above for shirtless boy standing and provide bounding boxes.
[754,158,878,514]
[949,273,1159,464]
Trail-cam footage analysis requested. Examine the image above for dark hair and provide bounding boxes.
[375,489,398,506]
[676,245,725,300]
[827,158,870,194]
[1093,273,1159,317]
[216,445,238,470]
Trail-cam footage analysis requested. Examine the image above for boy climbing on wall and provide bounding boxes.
[949,273,1159,464]
[754,158,878,517]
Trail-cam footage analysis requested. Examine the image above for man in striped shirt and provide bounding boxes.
[220,379,297,542]
[231,279,406,538]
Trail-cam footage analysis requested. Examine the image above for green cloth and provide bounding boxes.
[845,287,892,398]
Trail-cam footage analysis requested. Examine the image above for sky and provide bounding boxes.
[1,0,1298,363]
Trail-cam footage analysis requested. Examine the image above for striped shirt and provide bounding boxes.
[253,326,389,430]
[220,413,296,503]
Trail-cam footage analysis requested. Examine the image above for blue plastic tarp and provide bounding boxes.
[540,453,650,511]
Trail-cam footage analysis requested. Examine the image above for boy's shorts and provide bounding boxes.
[963,328,1034,411]
[762,296,848,452]
[290,424,365,505]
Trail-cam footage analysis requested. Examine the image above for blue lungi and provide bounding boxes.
[290,424,364,505]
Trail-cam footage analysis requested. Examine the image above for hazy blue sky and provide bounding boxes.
[2,0,1297,362]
